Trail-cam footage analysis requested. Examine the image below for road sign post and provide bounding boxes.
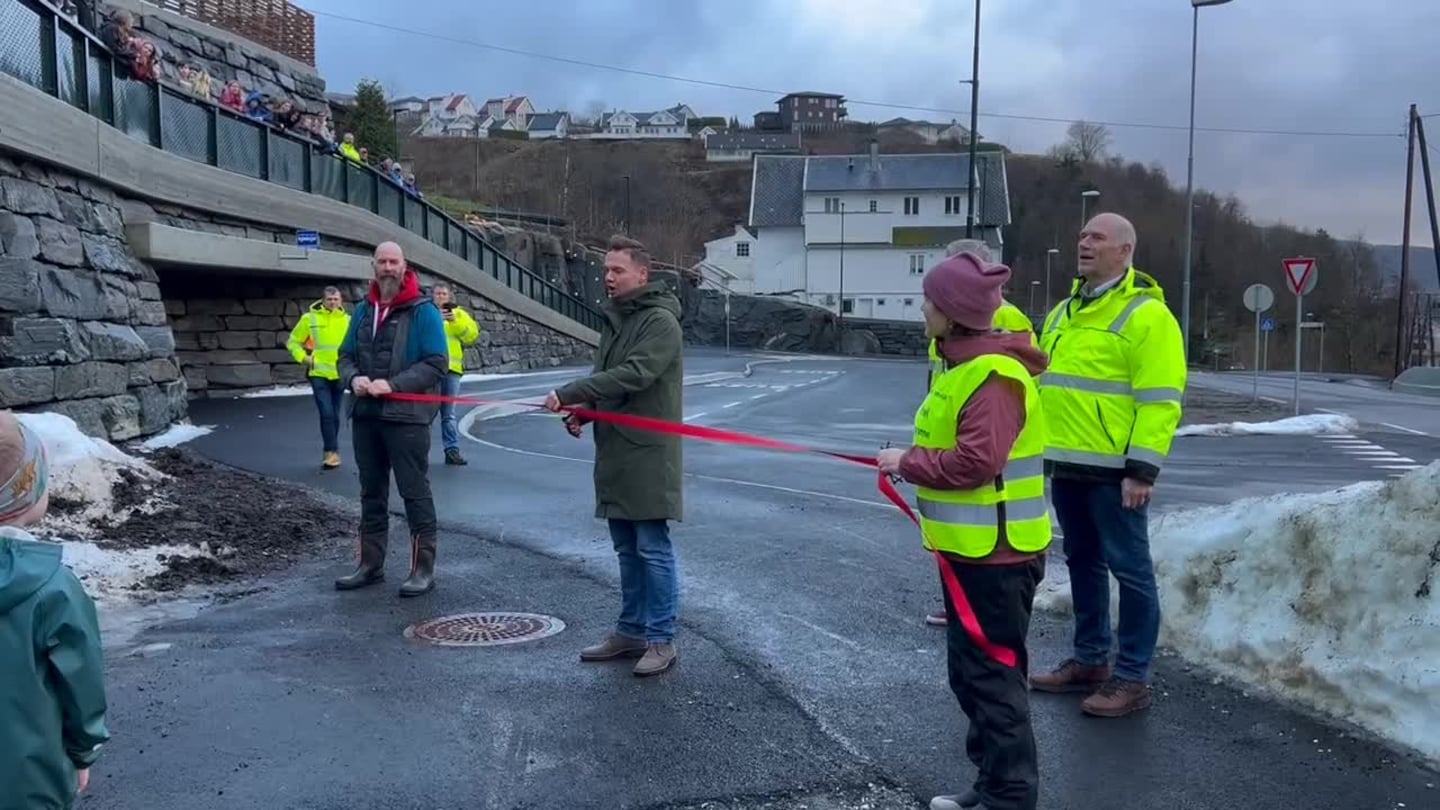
[1261,317,1275,372]
[1282,257,1318,415]
[1242,283,1275,401]
[296,229,320,250]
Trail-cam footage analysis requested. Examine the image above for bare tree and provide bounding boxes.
[1053,120,1112,164]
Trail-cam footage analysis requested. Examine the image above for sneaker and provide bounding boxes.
[925,609,948,627]
[1029,658,1113,693]
[444,448,467,466]
[633,643,677,677]
[322,451,341,469]
[579,633,647,662]
[1081,677,1153,717]
[929,789,981,809]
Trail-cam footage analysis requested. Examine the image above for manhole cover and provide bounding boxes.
[403,612,565,647]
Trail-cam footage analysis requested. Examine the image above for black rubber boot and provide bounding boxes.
[335,535,386,591]
[399,535,436,597]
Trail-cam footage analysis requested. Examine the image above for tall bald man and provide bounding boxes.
[336,242,450,597]
[1031,213,1185,717]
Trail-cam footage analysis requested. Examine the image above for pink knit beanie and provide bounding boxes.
[922,251,1011,331]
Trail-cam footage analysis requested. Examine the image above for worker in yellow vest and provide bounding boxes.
[431,283,482,465]
[924,239,1039,628]
[285,286,352,469]
[1028,212,1185,719]
[877,250,1050,810]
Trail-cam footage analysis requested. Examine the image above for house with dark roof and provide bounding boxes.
[876,117,973,145]
[525,111,570,140]
[704,130,802,162]
[742,145,1011,321]
[587,104,696,139]
[411,93,481,137]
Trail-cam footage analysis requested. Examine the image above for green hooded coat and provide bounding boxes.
[0,529,110,810]
[556,281,685,522]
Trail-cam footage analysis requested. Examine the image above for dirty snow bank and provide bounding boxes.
[14,413,214,604]
[1176,413,1358,437]
[135,422,214,450]
[1035,462,1440,763]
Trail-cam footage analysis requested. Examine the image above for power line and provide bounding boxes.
[312,10,1402,141]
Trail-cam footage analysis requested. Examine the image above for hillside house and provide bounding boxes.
[704,130,802,163]
[525,111,570,139]
[483,95,535,128]
[412,93,482,137]
[876,117,973,145]
[592,104,696,139]
[743,145,1010,322]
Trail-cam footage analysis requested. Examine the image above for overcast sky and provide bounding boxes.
[303,0,1440,247]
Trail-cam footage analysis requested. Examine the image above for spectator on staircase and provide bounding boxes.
[273,100,304,133]
[339,132,362,163]
[219,80,244,113]
[177,64,211,99]
[244,91,272,124]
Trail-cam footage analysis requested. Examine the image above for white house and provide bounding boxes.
[694,224,758,294]
[411,93,481,137]
[525,111,570,139]
[705,130,802,163]
[591,105,694,139]
[743,145,1011,322]
[876,117,973,145]
[482,95,535,128]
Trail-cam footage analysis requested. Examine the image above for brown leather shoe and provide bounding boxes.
[1081,678,1153,717]
[579,634,647,662]
[1029,658,1113,693]
[633,643,677,677]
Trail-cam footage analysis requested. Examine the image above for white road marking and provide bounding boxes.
[777,612,862,651]
[684,412,709,423]
[1377,463,1423,470]
[722,401,741,409]
[750,394,765,400]
[1382,422,1430,436]
[1261,396,1287,405]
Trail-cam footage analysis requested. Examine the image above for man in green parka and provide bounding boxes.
[545,235,685,678]
[0,410,111,809]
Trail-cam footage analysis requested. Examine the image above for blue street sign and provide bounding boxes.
[1261,317,1276,332]
[296,229,320,249]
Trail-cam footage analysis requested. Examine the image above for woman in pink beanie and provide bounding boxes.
[876,251,1051,810]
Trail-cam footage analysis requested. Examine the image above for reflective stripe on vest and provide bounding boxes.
[912,354,1051,558]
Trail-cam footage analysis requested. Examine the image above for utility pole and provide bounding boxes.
[622,174,631,236]
[838,201,846,353]
[1395,105,1417,378]
[1183,0,1235,361]
[963,0,981,239]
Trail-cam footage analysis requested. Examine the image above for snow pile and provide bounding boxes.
[1036,462,1440,762]
[60,541,214,603]
[17,413,164,537]
[136,423,214,450]
[1175,413,1359,437]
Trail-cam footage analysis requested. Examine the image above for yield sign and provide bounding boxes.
[1282,257,1317,296]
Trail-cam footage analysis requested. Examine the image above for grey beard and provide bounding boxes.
[377,276,401,299]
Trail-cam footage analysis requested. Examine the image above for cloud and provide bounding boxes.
[305,0,1440,246]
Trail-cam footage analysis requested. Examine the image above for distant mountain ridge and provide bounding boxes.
[1368,244,1439,291]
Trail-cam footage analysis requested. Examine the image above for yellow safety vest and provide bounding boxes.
[927,299,1037,387]
[443,305,482,374]
[912,353,1051,558]
[285,302,351,381]
[1037,266,1186,476]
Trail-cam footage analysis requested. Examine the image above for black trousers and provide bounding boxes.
[352,418,437,550]
[940,554,1045,810]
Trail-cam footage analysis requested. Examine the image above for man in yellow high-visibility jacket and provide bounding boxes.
[924,239,1038,628]
[432,283,482,466]
[286,286,351,469]
[1029,212,1185,719]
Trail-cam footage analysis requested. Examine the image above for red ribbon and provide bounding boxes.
[382,390,1019,668]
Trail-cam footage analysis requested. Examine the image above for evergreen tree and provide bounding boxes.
[343,79,396,161]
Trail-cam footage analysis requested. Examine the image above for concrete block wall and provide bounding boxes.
[0,155,186,440]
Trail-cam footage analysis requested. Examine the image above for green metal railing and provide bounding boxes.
[0,0,603,332]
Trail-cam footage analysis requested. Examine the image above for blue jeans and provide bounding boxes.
[608,519,678,644]
[309,376,344,452]
[1050,478,1160,683]
[440,372,461,452]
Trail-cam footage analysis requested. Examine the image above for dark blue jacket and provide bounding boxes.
[338,272,449,424]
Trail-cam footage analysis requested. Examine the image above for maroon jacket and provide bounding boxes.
[899,331,1049,564]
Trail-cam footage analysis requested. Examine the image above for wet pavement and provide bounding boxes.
[85,350,1438,809]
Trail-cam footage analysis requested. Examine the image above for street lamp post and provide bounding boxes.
[1045,247,1060,310]
[838,201,846,353]
[1029,280,1040,316]
[1183,0,1234,361]
[622,174,631,235]
[963,0,982,239]
[1080,189,1100,229]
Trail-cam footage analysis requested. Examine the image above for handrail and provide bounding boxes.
[1,0,604,333]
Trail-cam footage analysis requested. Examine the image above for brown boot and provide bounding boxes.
[399,535,436,597]
[633,643,677,677]
[1029,658,1113,693]
[579,634,647,662]
[335,534,386,590]
[1081,678,1153,717]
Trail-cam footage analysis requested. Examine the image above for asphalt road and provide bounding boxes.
[1190,370,1440,437]
[84,350,1438,810]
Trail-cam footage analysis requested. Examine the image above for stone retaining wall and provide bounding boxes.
[680,286,930,356]
[0,155,186,440]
